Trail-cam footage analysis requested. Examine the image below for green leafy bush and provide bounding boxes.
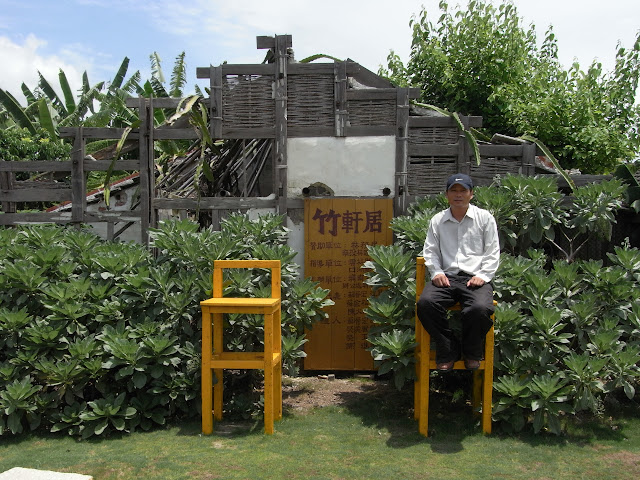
[0,213,332,438]
[363,175,639,434]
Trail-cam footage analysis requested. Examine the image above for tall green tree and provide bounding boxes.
[381,0,640,173]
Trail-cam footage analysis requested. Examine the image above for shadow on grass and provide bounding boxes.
[326,371,485,452]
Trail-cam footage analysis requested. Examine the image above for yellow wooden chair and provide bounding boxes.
[414,256,495,436]
[200,260,282,435]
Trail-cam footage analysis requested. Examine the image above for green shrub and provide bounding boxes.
[0,213,332,438]
[363,175,639,434]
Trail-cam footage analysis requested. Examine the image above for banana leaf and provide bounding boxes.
[37,98,57,138]
[0,88,37,134]
[58,69,76,115]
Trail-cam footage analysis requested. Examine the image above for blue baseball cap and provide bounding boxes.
[446,173,473,191]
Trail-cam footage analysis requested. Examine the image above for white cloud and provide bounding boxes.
[0,34,86,104]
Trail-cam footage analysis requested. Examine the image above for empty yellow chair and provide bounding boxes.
[200,260,282,434]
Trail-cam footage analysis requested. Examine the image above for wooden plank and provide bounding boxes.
[274,35,289,216]
[0,171,15,213]
[288,126,335,137]
[153,197,278,210]
[345,61,394,88]
[211,66,223,139]
[71,128,85,223]
[409,144,459,157]
[409,116,483,128]
[256,34,292,50]
[347,89,398,101]
[83,159,140,171]
[125,97,183,108]
[138,97,151,244]
[0,212,73,224]
[335,61,348,137]
[303,197,335,370]
[344,125,396,136]
[477,144,525,156]
[152,129,199,140]
[0,160,72,172]
[395,88,410,215]
[59,127,141,140]
[197,64,274,78]
[221,127,275,139]
[0,188,72,202]
[288,63,335,75]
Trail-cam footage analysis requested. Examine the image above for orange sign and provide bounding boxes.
[303,198,393,370]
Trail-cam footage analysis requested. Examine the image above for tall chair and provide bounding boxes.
[414,256,495,436]
[200,260,282,435]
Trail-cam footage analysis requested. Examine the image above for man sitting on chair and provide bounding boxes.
[416,173,500,372]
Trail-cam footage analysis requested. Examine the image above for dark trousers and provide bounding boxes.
[416,273,495,363]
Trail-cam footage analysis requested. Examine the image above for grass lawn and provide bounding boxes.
[1,376,639,480]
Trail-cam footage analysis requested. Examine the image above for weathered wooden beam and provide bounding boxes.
[71,128,85,222]
[83,160,140,171]
[408,116,483,128]
[125,97,184,108]
[211,66,223,139]
[345,61,394,88]
[256,35,292,50]
[347,89,401,101]
[335,61,348,137]
[274,34,289,216]
[59,127,140,140]
[408,144,461,157]
[395,88,410,215]
[0,188,72,202]
[344,125,396,136]
[0,160,72,172]
[152,129,199,140]
[221,127,275,139]
[196,64,275,78]
[154,197,278,209]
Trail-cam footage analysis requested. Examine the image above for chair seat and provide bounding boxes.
[200,297,281,314]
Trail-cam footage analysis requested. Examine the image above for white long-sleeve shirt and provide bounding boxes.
[421,204,500,283]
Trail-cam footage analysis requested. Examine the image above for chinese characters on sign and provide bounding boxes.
[304,198,393,370]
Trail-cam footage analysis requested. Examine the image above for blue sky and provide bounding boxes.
[0,0,639,104]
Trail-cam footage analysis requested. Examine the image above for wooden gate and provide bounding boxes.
[303,197,393,370]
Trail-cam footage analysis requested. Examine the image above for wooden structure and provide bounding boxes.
[200,260,282,434]
[414,256,495,436]
[0,34,543,243]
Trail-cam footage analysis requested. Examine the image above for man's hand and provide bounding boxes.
[432,273,450,287]
[466,276,486,288]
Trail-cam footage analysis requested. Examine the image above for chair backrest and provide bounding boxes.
[212,260,281,299]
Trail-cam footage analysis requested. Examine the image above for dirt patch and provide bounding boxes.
[282,375,399,414]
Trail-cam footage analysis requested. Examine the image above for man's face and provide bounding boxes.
[446,183,473,208]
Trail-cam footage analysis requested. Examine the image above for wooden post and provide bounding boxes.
[523,142,536,176]
[71,127,85,224]
[138,97,151,244]
[395,88,410,216]
[210,66,223,139]
[334,61,348,137]
[456,115,471,173]
[273,35,290,216]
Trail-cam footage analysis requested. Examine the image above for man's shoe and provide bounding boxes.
[436,360,455,372]
[464,358,481,370]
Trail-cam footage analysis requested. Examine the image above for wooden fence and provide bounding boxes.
[0,34,544,243]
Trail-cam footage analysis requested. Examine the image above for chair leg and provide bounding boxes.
[201,308,213,435]
[472,370,482,415]
[213,368,223,421]
[418,328,430,436]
